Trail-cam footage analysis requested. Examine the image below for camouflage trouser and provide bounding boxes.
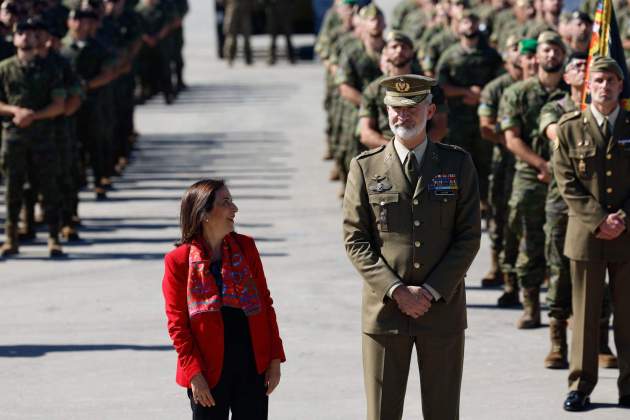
[488,145,516,258]
[223,0,254,61]
[335,101,359,183]
[447,119,493,202]
[265,0,295,60]
[509,176,547,288]
[0,128,60,237]
[173,25,185,82]
[544,210,613,321]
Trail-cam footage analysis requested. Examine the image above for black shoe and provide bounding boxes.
[620,395,630,407]
[497,291,521,308]
[564,391,590,412]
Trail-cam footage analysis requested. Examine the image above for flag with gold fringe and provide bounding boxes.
[581,0,630,110]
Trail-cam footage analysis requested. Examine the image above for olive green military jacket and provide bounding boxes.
[554,107,630,262]
[343,140,481,335]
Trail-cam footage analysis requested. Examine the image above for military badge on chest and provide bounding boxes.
[368,175,392,193]
[429,174,458,197]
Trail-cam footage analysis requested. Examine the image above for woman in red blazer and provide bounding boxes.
[163,179,285,420]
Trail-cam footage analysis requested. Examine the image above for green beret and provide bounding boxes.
[381,75,437,107]
[385,30,413,49]
[590,55,624,80]
[359,4,383,19]
[519,38,537,55]
[341,0,358,5]
[537,30,565,52]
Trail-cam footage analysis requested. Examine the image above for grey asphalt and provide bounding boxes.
[0,1,626,419]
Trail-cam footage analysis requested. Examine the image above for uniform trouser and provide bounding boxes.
[363,332,464,420]
[137,44,173,98]
[114,74,135,161]
[173,26,185,82]
[335,102,359,183]
[54,120,78,227]
[509,177,547,288]
[447,120,492,202]
[569,260,630,397]
[265,1,294,59]
[0,131,60,238]
[223,0,253,61]
[488,145,515,255]
[101,86,117,178]
[76,99,105,189]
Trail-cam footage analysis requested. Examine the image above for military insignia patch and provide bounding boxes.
[395,81,410,92]
[368,176,393,193]
[429,174,458,196]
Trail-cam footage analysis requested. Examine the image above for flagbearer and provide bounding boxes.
[554,55,630,412]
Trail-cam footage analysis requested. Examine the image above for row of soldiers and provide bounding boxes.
[316,0,622,370]
[0,0,189,258]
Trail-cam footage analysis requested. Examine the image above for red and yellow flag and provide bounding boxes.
[581,0,630,110]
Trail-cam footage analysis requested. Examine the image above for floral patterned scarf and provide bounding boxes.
[187,233,261,317]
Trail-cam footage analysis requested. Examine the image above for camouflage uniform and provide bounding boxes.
[436,39,502,202]
[265,0,295,64]
[391,0,418,30]
[0,56,66,248]
[420,28,457,75]
[222,0,255,64]
[478,72,518,276]
[335,42,382,176]
[499,78,567,292]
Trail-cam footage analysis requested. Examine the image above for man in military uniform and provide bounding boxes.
[0,19,66,257]
[526,0,563,39]
[436,11,502,222]
[343,74,480,420]
[359,30,448,150]
[477,35,524,289]
[335,3,384,190]
[538,53,617,370]
[499,31,567,328]
[554,55,630,412]
[222,0,254,65]
[565,11,592,56]
[264,0,295,65]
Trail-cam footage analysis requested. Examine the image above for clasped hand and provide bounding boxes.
[393,286,432,318]
[596,212,626,240]
[13,108,35,128]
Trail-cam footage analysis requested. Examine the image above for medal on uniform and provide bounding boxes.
[429,174,458,197]
[378,201,388,231]
[578,159,586,175]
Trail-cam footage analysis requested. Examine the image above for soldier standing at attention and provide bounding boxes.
[264,0,295,65]
[538,53,617,370]
[476,35,524,289]
[0,19,66,257]
[499,31,567,329]
[554,56,630,412]
[343,74,480,420]
[222,0,254,65]
[436,11,502,224]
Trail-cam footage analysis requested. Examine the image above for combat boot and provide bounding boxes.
[497,273,520,307]
[48,237,64,258]
[516,287,541,329]
[61,225,80,242]
[1,225,19,257]
[544,318,568,369]
[481,250,502,287]
[598,319,618,368]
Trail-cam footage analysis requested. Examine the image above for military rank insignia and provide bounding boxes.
[618,138,630,150]
[429,174,458,196]
[368,175,392,193]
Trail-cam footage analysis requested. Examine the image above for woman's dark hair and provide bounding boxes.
[177,179,225,246]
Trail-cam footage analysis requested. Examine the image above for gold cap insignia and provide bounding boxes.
[395,81,411,92]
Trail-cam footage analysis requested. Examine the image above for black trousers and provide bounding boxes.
[187,308,268,420]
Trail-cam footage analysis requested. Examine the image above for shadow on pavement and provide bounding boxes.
[0,344,173,358]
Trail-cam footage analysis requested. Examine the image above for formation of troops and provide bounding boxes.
[0,0,189,258]
[317,0,630,410]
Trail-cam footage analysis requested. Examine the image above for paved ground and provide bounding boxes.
[0,1,627,419]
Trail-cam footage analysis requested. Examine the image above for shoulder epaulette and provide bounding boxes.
[435,142,467,153]
[558,110,581,126]
[356,145,386,159]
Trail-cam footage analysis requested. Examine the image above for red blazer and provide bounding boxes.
[162,233,286,388]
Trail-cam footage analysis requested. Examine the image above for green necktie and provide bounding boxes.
[602,117,611,139]
[404,151,419,187]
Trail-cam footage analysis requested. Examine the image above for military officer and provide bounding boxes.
[343,74,481,420]
[554,56,630,412]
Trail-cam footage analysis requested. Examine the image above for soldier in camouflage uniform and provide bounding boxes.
[358,30,448,150]
[222,0,254,65]
[264,0,296,65]
[492,0,534,52]
[477,35,523,289]
[526,0,562,39]
[0,20,66,257]
[334,3,384,191]
[436,11,502,218]
[390,0,419,31]
[538,53,618,370]
[420,0,467,77]
[171,0,188,90]
[498,31,567,329]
